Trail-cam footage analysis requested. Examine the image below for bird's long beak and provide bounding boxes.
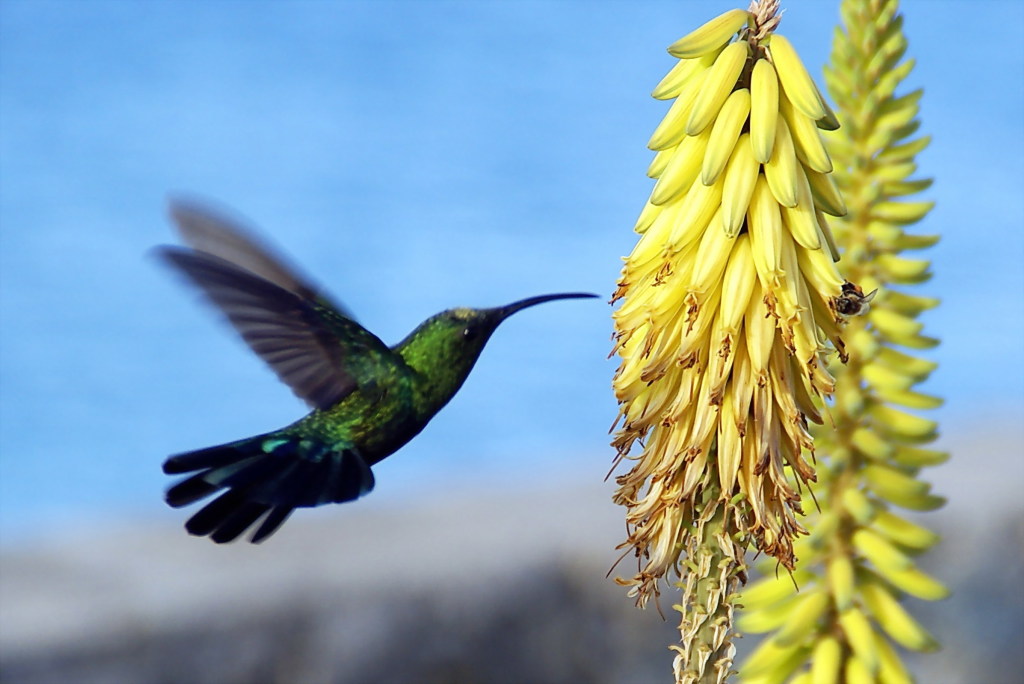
[497,292,600,321]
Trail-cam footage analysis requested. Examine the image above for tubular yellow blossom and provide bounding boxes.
[610,1,861,680]
[738,0,947,680]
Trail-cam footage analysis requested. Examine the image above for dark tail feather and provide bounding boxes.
[166,472,219,508]
[163,434,375,544]
[185,489,250,537]
[250,506,295,544]
[209,501,272,544]
[326,449,376,504]
[248,460,321,543]
[219,453,294,492]
[164,444,250,475]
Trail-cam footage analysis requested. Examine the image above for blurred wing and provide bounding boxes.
[158,247,394,410]
[167,198,356,320]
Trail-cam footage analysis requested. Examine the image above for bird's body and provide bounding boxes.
[158,200,595,544]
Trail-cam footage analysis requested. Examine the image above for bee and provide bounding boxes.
[834,281,877,317]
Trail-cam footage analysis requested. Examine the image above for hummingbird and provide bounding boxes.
[158,200,597,544]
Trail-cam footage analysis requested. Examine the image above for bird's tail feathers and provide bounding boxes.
[163,434,375,544]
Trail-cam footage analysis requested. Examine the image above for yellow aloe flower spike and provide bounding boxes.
[739,0,948,680]
[610,1,865,681]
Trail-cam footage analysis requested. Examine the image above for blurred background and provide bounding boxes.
[1,1,1020,682]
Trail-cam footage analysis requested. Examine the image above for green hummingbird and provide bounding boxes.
[158,200,597,544]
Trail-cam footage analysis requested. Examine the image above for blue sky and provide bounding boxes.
[1,0,1021,541]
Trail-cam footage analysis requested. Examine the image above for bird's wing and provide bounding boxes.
[157,246,400,411]
[167,198,357,321]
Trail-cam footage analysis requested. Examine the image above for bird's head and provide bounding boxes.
[396,292,599,390]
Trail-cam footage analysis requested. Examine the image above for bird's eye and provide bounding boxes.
[462,326,478,341]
